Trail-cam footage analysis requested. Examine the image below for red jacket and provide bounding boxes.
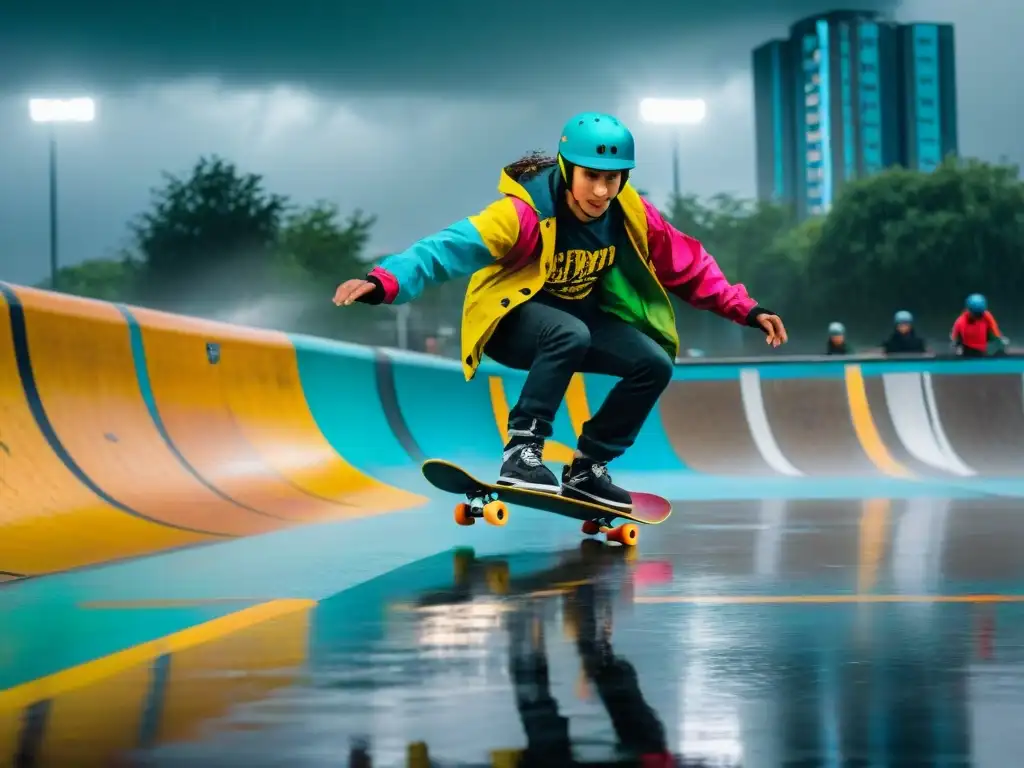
[951,310,1001,352]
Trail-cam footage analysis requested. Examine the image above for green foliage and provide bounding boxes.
[129,156,289,307]
[132,155,287,272]
[662,155,1024,348]
[40,254,142,301]
[45,149,1024,355]
[807,156,1024,333]
[277,201,376,286]
[664,193,796,285]
[663,192,799,350]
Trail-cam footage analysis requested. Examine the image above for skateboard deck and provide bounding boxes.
[421,459,672,546]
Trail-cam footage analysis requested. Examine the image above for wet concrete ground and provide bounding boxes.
[117,495,1024,767]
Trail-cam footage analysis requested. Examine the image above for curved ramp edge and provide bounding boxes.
[0,285,425,578]
[4,283,1024,579]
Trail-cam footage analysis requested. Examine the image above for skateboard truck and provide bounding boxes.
[580,517,639,545]
[453,489,509,527]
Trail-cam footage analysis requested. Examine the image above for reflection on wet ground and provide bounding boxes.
[12,496,1024,766]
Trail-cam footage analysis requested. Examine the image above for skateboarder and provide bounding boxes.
[881,310,928,355]
[950,293,1008,357]
[825,321,849,355]
[333,111,788,508]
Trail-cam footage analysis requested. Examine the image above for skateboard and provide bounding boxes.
[421,459,672,547]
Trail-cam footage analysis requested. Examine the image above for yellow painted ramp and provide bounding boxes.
[0,284,423,577]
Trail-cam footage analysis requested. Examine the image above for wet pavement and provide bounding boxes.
[7,279,1024,767]
[97,496,1024,767]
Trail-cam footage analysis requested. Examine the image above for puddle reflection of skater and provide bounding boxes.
[347,736,372,767]
[507,573,671,766]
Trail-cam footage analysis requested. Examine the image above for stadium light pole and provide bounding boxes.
[28,97,96,292]
[638,98,706,201]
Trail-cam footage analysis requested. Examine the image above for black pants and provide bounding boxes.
[483,294,674,463]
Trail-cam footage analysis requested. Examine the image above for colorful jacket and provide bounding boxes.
[367,163,760,380]
[951,310,1001,352]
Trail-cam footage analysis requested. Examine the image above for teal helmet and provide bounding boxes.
[966,293,987,314]
[558,112,636,180]
[828,321,845,336]
[894,310,913,324]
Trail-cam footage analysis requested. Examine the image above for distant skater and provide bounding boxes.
[951,294,1007,357]
[882,310,927,355]
[825,322,849,355]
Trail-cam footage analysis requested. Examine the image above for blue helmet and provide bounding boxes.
[558,112,636,172]
[894,310,913,324]
[966,293,987,313]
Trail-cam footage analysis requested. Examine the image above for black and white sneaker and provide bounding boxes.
[561,458,632,510]
[497,440,560,492]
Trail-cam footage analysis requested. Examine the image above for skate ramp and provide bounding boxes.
[0,283,425,579]
[2,281,1024,580]
[658,361,1024,482]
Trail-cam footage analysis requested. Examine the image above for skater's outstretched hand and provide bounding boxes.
[333,278,379,306]
[755,313,788,347]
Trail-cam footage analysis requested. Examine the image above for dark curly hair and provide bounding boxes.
[504,150,558,182]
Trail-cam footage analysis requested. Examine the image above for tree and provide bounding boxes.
[130,155,289,308]
[277,201,376,285]
[664,193,795,281]
[269,201,389,343]
[806,156,1024,335]
[38,253,142,301]
[663,192,797,352]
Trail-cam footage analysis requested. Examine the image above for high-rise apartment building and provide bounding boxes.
[753,10,958,219]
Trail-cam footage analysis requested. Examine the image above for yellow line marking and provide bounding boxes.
[634,594,1024,605]
[0,598,315,712]
[844,364,913,478]
[857,498,890,593]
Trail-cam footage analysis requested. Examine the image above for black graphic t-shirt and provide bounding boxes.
[543,203,621,305]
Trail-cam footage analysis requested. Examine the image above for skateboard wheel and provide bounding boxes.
[482,500,508,526]
[581,520,601,536]
[454,502,475,526]
[607,523,639,546]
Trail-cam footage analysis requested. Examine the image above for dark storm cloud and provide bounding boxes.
[3,0,897,93]
[2,0,1018,294]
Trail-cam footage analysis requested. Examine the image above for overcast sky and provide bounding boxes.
[0,0,1020,286]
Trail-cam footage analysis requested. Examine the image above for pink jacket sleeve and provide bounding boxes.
[641,197,759,325]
